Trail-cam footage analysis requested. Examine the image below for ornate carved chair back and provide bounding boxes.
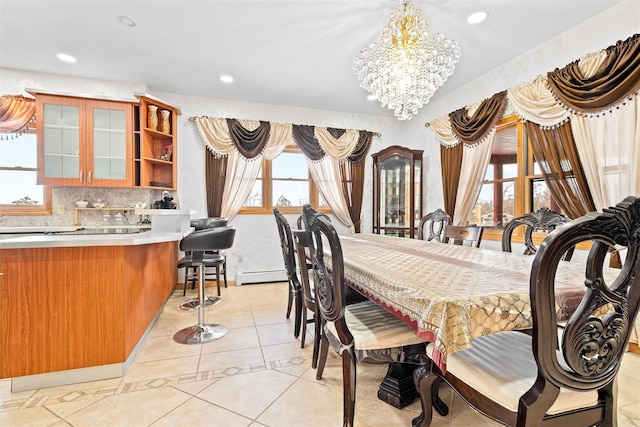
[442,225,483,247]
[417,208,452,241]
[502,207,574,260]
[527,196,640,423]
[273,208,303,337]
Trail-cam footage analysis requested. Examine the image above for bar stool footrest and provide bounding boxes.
[180,296,222,310]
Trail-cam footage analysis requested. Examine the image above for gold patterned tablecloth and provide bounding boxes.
[338,233,615,369]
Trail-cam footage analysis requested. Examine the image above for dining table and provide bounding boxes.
[337,232,615,373]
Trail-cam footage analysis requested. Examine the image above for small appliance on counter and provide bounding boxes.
[154,191,177,209]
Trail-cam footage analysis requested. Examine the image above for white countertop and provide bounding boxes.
[0,229,190,249]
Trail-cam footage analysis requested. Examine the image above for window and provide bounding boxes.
[472,115,559,240]
[0,131,51,214]
[240,145,327,214]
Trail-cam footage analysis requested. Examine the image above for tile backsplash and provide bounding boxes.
[0,187,180,228]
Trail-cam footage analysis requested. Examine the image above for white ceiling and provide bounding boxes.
[0,0,623,118]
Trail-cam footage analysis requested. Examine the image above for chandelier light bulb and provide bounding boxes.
[353,1,461,120]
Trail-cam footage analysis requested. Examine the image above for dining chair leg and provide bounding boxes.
[311,312,322,369]
[293,289,302,338]
[342,348,356,427]
[286,280,293,319]
[316,334,329,379]
[222,258,228,288]
[300,304,308,348]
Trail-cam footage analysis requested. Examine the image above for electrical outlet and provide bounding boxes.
[237,254,243,263]
[57,205,65,215]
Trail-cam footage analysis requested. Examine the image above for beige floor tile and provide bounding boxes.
[44,396,106,420]
[32,377,124,398]
[170,379,219,396]
[211,310,257,328]
[151,396,252,427]
[256,377,343,427]
[0,379,35,403]
[256,323,299,347]
[261,341,311,362]
[64,386,191,427]
[0,406,62,426]
[123,356,200,383]
[198,347,265,372]
[197,370,296,419]
[135,335,203,363]
[252,307,291,326]
[448,393,502,426]
[199,326,261,354]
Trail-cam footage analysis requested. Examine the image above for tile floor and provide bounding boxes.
[1,282,639,427]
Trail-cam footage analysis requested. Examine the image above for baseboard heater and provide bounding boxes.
[236,269,288,286]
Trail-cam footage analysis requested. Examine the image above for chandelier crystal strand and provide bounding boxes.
[353,1,461,120]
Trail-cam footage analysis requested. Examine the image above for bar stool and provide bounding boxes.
[180,217,228,310]
[174,225,236,344]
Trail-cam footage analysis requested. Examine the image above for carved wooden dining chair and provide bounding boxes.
[501,207,574,260]
[417,208,452,241]
[303,204,428,427]
[273,208,303,338]
[413,196,640,427]
[442,224,484,247]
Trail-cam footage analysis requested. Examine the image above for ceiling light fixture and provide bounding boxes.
[116,16,137,27]
[220,75,234,83]
[56,53,76,63]
[467,11,488,24]
[353,0,461,120]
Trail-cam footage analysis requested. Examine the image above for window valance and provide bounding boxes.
[192,116,374,164]
[0,94,36,138]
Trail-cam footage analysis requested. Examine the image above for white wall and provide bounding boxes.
[1,0,637,281]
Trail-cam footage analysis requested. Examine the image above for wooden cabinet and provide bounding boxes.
[33,93,134,187]
[372,145,423,238]
[0,241,178,378]
[134,94,179,190]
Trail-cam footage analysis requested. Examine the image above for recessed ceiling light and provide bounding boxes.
[467,11,488,24]
[367,94,377,101]
[56,53,76,63]
[220,75,234,83]
[117,16,136,27]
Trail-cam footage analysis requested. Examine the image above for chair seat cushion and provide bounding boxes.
[428,331,598,414]
[177,253,225,268]
[325,300,426,354]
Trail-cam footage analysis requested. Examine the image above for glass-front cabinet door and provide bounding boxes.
[372,145,423,238]
[35,93,132,187]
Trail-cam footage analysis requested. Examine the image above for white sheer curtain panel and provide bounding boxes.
[307,157,355,231]
[220,149,263,220]
[571,94,640,210]
[452,130,496,226]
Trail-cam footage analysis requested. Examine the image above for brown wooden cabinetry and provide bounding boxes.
[372,145,423,238]
[0,241,177,378]
[32,92,134,187]
[134,94,180,190]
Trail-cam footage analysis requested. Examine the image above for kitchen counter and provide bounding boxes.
[0,228,187,249]
[0,228,185,391]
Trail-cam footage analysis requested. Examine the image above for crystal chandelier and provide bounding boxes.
[353,1,461,120]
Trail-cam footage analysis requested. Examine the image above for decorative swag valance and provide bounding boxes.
[0,94,36,139]
[191,116,373,164]
[428,33,640,144]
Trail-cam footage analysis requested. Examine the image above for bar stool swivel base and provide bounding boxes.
[173,323,228,344]
[180,296,221,310]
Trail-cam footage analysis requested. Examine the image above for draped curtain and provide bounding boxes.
[546,34,640,211]
[0,95,36,137]
[508,76,596,218]
[430,91,507,225]
[196,116,372,227]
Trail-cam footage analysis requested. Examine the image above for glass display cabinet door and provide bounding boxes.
[42,99,82,182]
[90,105,127,181]
[372,146,423,238]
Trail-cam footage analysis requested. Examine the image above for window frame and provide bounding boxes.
[0,130,52,215]
[238,145,329,215]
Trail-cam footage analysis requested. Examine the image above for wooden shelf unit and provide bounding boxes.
[134,94,180,190]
